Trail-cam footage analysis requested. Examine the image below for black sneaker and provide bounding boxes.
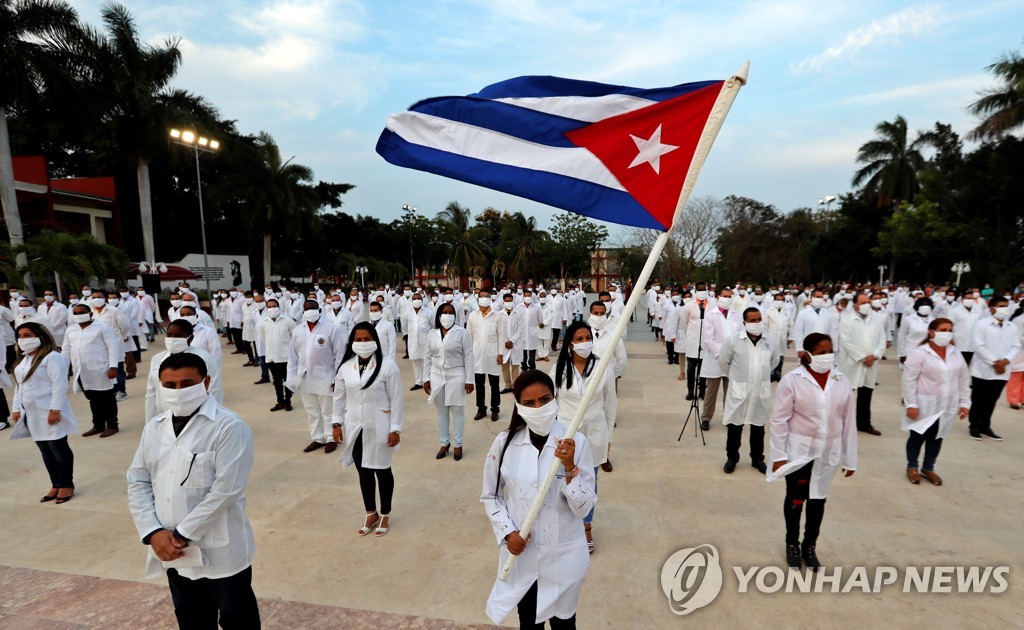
[700,421,710,431]
[802,542,821,572]
[969,430,982,441]
[752,460,767,474]
[685,392,694,401]
[980,428,1003,441]
[786,543,802,569]
[723,459,737,474]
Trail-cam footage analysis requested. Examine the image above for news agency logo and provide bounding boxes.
[660,544,723,616]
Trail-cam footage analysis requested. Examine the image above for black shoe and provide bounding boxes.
[786,543,802,569]
[802,542,821,572]
[723,459,737,474]
[980,428,1003,441]
[969,430,982,441]
[752,460,767,474]
[685,392,694,401]
[700,421,710,431]
[410,384,423,391]
[858,426,882,436]
[698,391,706,400]
[499,387,513,394]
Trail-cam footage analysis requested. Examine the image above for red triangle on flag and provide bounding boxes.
[564,81,723,230]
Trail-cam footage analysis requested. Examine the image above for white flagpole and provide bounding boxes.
[499,62,750,582]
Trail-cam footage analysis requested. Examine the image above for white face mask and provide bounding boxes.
[857,303,871,316]
[992,306,1009,321]
[431,296,439,304]
[369,310,383,321]
[229,291,238,298]
[72,312,91,324]
[962,299,975,309]
[523,297,533,305]
[503,301,514,311]
[745,322,764,336]
[171,299,182,308]
[932,331,953,347]
[572,340,593,358]
[119,291,129,299]
[478,297,492,308]
[515,399,559,437]
[69,298,80,305]
[44,295,55,303]
[351,341,378,358]
[19,306,33,316]
[17,337,41,353]
[917,305,932,316]
[245,297,254,305]
[871,299,882,309]
[182,315,199,326]
[412,299,423,309]
[404,290,412,297]
[945,295,955,303]
[108,298,121,307]
[684,297,694,305]
[331,301,343,310]
[266,307,281,318]
[810,297,825,309]
[444,294,454,302]
[808,353,834,374]
[717,296,733,310]
[589,314,607,330]
[439,314,456,329]
[162,382,209,417]
[304,309,320,323]
[256,302,266,311]
[773,301,784,310]
[164,337,190,354]
[92,298,106,307]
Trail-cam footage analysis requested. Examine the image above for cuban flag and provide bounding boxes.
[375,75,727,231]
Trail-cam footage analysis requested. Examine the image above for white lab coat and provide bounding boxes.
[764,305,789,364]
[970,317,1021,381]
[481,423,596,625]
[62,321,120,393]
[424,326,475,406]
[326,305,353,342]
[286,318,345,396]
[259,315,297,364]
[92,306,132,354]
[518,304,543,351]
[9,352,77,441]
[241,302,257,342]
[901,344,971,439]
[145,347,222,421]
[550,362,617,466]
[372,318,397,361]
[767,366,857,499]
[791,306,836,350]
[898,313,933,358]
[951,305,983,351]
[346,297,364,323]
[680,300,710,357]
[468,309,506,377]
[592,328,627,378]
[225,296,245,328]
[838,311,887,388]
[37,302,69,346]
[538,300,555,343]
[190,324,223,368]
[504,306,526,363]
[700,308,743,378]
[663,302,680,343]
[127,397,256,580]
[719,332,773,426]
[332,355,404,469]
[403,307,434,361]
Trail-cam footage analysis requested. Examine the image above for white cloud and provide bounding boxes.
[791,4,942,74]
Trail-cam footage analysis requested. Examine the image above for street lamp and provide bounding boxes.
[878,265,887,287]
[170,128,220,300]
[402,203,417,281]
[355,265,368,287]
[951,261,971,287]
[818,194,837,233]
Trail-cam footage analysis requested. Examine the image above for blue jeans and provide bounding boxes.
[434,395,465,447]
[906,421,943,471]
[584,466,599,524]
[115,361,126,394]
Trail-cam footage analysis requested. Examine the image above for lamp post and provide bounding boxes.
[402,203,417,282]
[355,265,368,287]
[951,261,970,287]
[170,129,220,300]
[817,194,836,233]
[878,265,887,288]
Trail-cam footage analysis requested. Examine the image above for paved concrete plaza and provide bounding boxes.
[0,318,1021,628]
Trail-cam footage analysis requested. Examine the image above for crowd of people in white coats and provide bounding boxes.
[2,276,1021,628]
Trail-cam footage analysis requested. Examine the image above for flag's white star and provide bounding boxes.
[628,124,678,174]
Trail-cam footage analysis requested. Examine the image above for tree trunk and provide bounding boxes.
[0,106,34,294]
[137,156,155,263]
[262,232,272,282]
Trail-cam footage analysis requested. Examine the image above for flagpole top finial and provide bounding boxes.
[733,61,750,85]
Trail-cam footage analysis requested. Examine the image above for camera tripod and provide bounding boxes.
[679,302,707,445]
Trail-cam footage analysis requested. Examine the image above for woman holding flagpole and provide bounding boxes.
[481,369,596,627]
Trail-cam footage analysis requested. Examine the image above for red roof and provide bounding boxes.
[51,177,116,201]
[11,156,48,186]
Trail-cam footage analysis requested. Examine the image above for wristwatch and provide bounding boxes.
[564,465,578,480]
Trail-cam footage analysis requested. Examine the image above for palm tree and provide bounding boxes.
[81,2,217,265]
[852,115,936,208]
[967,41,1024,140]
[436,201,489,288]
[211,132,318,282]
[17,230,127,297]
[499,212,549,280]
[0,0,80,291]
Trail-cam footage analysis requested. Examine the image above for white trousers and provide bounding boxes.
[301,380,333,443]
[413,358,425,385]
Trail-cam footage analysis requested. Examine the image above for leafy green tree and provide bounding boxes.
[872,201,957,281]
[967,39,1024,140]
[17,230,128,296]
[546,213,606,283]
[499,212,548,281]
[853,115,936,208]
[436,201,489,288]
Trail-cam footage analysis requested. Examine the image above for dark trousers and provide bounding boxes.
[962,351,973,365]
[244,341,257,363]
[550,327,561,350]
[517,580,576,629]
[666,340,678,364]
[131,336,141,361]
[856,387,874,429]
[686,357,705,398]
[36,436,74,489]
[521,349,536,371]
[5,344,14,372]
[115,361,126,393]
[906,420,943,471]
[770,356,783,382]
[268,362,291,405]
[783,462,825,546]
[166,565,260,630]
[402,334,409,357]
[0,388,9,421]
[726,424,764,463]
[82,386,118,430]
[475,373,500,413]
[229,328,244,353]
[969,377,1006,431]
[352,433,394,514]
[258,356,269,380]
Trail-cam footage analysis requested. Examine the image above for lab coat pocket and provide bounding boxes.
[182,451,215,489]
[728,380,747,400]
[759,382,772,400]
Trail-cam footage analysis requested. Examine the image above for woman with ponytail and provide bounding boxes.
[481,370,596,628]
[550,320,616,554]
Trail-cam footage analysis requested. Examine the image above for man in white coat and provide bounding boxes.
[92,291,133,402]
[700,288,743,431]
[838,294,887,436]
[286,300,345,453]
[549,289,567,352]
[500,293,524,394]
[144,319,221,421]
[224,288,246,355]
[764,293,790,382]
[127,352,260,627]
[537,290,554,361]
[38,290,68,348]
[951,295,983,365]
[346,287,364,323]
[680,283,712,400]
[402,293,433,390]
[260,298,297,412]
[63,303,121,437]
[517,290,543,371]
[719,307,774,473]
[467,291,505,422]
[178,305,223,370]
[137,288,157,342]
[368,301,396,361]
[791,289,836,356]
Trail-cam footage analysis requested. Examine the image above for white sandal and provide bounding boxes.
[358,512,380,536]
[374,514,390,537]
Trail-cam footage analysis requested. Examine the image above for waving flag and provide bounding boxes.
[376,76,729,231]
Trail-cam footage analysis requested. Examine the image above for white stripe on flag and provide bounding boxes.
[492,93,658,122]
[387,112,626,191]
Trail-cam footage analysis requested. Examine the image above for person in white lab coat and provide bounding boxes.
[144,320,221,421]
[467,291,505,422]
[424,303,475,461]
[790,289,836,354]
[764,293,790,382]
[481,369,596,627]
[537,290,554,361]
[550,321,616,554]
[681,283,712,399]
[63,303,121,437]
[699,288,743,431]
[719,308,774,474]
[9,323,77,503]
[259,299,297,413]
[902,318,970,486]
[767,333,857,572]
[968,296,1020,440]
[589,302,627,381]
[286,300,345,453]
[177,305,223,371]
[950,295,983,365]
[127,352,260,628]
[240,291,259,367]
[37,289,68,348]
[662,290,680,365]
[898,297,935,361]
[224,288,246,355]
[838,294,887,436]
[137,288,157,342]
[501,294,525,393]
[368,301,396,361]
[402,293,434,390]
[91,291,132,401]
[331,322,404,538]
[518,290,543,371]
[346,287,365,323]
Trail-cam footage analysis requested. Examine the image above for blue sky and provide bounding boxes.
[69,0,1022,241]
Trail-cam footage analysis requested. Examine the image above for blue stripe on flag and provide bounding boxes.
[412,97,583,148]
[377,129,666,230]
[470,75,720,102]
